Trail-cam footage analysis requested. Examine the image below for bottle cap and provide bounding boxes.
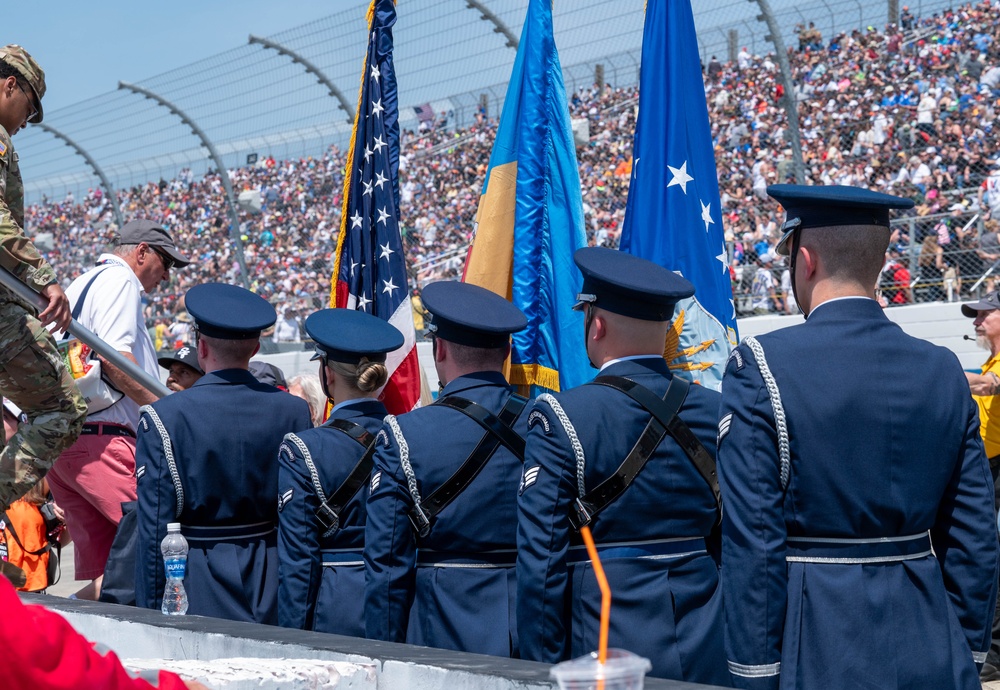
[167,522,181,532]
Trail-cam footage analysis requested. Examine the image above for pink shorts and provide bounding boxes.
[48,431,137,580]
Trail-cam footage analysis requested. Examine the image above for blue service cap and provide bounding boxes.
[421,281,527,348]
[573,247,693,322]
[185,283,276,340]
[305,308,404,363]
[768,184,914,256]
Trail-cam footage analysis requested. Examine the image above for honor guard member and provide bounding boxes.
[718,185,998,689]
[516,248,728,685]
[364,281,529,656]
[277,309,402,635]
[134,283,311,622]
[0,46,86,512]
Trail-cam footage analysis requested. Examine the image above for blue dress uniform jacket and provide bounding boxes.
[718,298,999,690]
[135,369,312,623]
[516,357,729,685]
[277,398,387,634]
[364,371,527,656]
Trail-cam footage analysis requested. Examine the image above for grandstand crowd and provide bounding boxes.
[21,0,1000,330]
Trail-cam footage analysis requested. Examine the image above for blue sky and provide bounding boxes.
[9,0,339,111]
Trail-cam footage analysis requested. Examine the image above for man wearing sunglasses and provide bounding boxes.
[49,219,190,601]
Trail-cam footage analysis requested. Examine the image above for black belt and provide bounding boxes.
[180,520,276,542]
[81,422,135,438]
[416,548,518,568]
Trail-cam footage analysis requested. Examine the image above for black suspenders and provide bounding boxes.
[315,419,379,535]
[407,393,527,537]
[569,375,722,530]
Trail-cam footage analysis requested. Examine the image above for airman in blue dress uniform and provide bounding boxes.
[718,185,999,689]
[516,247,729,685]
[364,281,528,656]
[277,308,402,635]
[135,283,311,622]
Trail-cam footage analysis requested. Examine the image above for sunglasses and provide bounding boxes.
[151,246,176,271]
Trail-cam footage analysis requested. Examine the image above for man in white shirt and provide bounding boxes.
[48,220,190,600]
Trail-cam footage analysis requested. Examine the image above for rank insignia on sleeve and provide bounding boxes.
[370,470,382,493]
[135,465,146,480]
[519,465,540,495]
[278,488,293,512]
[718,413,733,444]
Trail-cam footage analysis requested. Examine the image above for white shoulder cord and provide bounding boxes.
[537,393,587,498]
[384,414,425,515]
[743,337,791,490]
[139,405,185,519]
[282,433,328,504]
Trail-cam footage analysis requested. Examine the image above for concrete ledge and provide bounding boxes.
[23,594,720,689]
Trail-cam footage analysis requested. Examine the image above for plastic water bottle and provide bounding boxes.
[160,522,189,615]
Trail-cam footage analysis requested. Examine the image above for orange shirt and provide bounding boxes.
[1,500,49,592]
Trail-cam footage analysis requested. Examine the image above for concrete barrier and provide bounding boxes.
[24,595,720,690]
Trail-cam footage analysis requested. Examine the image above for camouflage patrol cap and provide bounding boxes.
[0,45,45,124]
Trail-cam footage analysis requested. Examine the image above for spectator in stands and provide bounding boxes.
[751,253,781,315]
[879,245,913,305]
[49,220,190,601]
[287,373,325,427]
[157,346,204,392]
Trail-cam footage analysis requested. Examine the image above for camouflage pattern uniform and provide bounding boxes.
[0,46,85,511]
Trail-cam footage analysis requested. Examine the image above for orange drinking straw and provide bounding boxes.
[579,525,611,665]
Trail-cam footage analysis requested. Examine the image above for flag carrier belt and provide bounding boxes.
[408,393,527,537]
[314,419,379,536]
[785,532,932,564]
[569,375,721,531]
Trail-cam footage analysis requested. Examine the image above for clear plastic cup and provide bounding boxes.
[550,649,652,690]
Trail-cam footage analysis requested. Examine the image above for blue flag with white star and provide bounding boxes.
[620,0,737,390]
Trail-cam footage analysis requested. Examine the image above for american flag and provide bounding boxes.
[331,0,420,414]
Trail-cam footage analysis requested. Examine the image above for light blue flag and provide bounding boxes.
[620,0,738,390]
[464,0,591,393]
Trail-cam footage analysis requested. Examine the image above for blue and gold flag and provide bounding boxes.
[620,0,737,389]
[464,0,590,393]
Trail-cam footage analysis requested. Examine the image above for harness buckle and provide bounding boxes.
[408,503,432,538]
[315,501,340,537]
[569,498,594,531]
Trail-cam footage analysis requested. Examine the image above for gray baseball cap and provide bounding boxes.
[961,290,1000,317]
[117,219,191,268]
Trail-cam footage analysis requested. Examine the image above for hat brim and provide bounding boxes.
[962,302,995,317]
[156,245,192,268]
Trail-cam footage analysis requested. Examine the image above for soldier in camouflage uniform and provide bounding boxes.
[0,45,86,513]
